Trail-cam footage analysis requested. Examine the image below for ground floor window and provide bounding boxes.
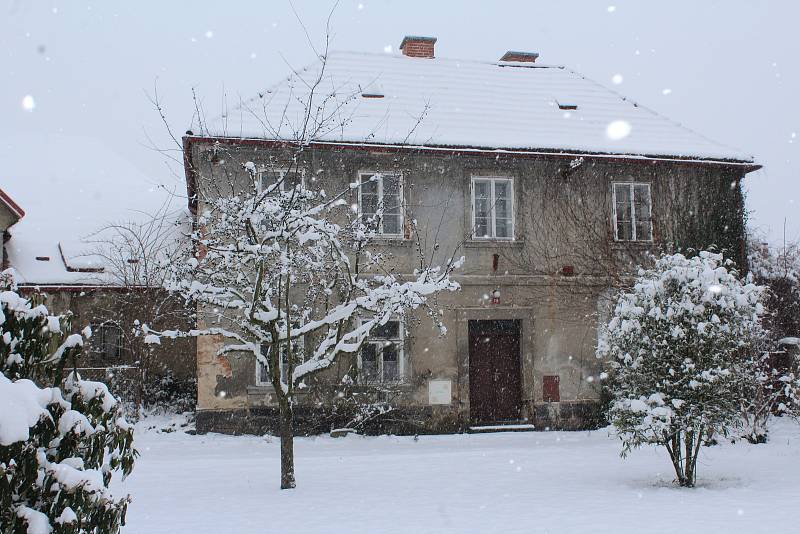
[359,319,405,383]
[256,336,304,386]
[91,321,124,360]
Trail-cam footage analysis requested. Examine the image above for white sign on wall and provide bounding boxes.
[428,379,452,405]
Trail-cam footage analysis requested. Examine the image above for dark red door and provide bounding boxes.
[468,320,522,424]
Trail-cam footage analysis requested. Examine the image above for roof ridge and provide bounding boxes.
[326,49,566,69]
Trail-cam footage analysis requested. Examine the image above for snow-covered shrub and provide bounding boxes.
[599,252,765,487]
[0,270,136,532]
[740,234,800,441]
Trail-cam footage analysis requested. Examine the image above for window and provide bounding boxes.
[613,183,653,241]
[471,177,514,239]
[358,172,403,236]
[359,320,405,383]
[257,168,303,193]
[256,336,305,386]
[91,322,124,360]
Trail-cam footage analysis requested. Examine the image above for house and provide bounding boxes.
[2,135,196,406]
[0,188,25,268]
[183,36,759,434]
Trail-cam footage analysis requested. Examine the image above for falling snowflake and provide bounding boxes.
[612,74,623,85]
[205,30,214,39]
[662,88,672,95]
[21,95,36,111]
[383,45,392,54]
[607,5,616,12]
[606,120,631,141]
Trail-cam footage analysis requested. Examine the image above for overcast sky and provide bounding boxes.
[2,0,798,243]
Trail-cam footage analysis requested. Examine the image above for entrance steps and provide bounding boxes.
[468,423,536,434]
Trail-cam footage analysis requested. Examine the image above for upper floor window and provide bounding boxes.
[359,319,405,384]
[613,182,653,242]
[258,168,304,193]
[471,177,514,239]
[91,321,124,360]
[256,335,305,387]
[358,172,403,236]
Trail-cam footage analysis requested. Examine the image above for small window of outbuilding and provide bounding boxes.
[92,322,124,360]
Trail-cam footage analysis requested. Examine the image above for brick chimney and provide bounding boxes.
[499,50,539,63]
[400,36,437,58]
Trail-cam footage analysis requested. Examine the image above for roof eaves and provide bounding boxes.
[185,134,760,172]
[0,188,25,220]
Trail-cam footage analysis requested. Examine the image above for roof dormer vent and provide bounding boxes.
[500,50,539,63]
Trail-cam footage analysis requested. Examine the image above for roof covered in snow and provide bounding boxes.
[207,51,754,164]
[3,134,185,287]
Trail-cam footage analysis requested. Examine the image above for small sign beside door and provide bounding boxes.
[428,379,452,405]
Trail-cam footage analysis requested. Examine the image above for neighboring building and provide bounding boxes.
[184,36,759,434]
[3,135,195,405]
[0,188,25,268]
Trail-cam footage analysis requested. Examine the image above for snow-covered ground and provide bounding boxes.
[116,417,800,533]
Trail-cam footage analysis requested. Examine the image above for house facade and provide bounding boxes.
[184,37,758,434]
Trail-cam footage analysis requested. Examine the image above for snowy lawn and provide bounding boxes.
[115,418,800,533]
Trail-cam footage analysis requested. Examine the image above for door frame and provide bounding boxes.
[456,307,535,422]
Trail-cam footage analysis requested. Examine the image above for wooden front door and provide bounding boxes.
[468,320,522,424]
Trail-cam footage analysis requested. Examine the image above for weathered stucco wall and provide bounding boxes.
[187,138,748,434]
[33,288,196,404]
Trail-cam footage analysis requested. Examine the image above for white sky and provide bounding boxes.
[2,0,798,243]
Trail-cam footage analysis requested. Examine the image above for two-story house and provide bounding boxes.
[184,36,759,434]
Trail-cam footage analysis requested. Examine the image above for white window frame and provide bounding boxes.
[256,167,305,193]
[612,182,653,242]
[357,171,404,237]
[357,318,406,384]
[470,176,515,240]
[255,335,305,387]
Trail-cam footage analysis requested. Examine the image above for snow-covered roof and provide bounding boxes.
[3,134,184,287]
[208,51,754,164]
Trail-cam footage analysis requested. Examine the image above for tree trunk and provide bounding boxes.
[279,398,296,490]
[683,431,695,488]
[666,433,687,487]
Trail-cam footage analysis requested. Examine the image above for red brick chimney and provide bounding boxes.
[400,36,437,59]
[499,51,539,63]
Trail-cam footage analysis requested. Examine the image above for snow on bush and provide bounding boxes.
[0,269,136,533]
[598,251,766,487]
